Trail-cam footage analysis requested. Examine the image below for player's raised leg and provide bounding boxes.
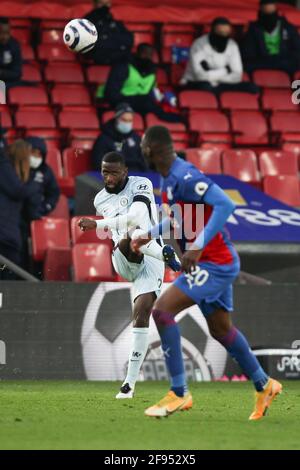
[206,309,282,421]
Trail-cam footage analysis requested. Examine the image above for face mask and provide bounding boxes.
[259,12,279,33]
[116,120,133,135]
[30,155,43,169]
[209,33,230,53]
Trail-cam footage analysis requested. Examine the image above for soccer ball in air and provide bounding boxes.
[63,19,98,54]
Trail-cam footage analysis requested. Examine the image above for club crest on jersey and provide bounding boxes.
[195,182,209,197]
[119,197,128,207]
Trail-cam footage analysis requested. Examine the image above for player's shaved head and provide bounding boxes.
[142,126,175,176]
[102,151,126,166]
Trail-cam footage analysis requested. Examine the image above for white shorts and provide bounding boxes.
[112,248,165,301]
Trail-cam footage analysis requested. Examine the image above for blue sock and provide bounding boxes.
[153,309,186,397]
[217,327,269,392]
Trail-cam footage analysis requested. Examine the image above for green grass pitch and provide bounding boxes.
[0,381,299,450]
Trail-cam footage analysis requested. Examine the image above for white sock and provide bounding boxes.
[124,328,149,389]
[131,229,164,261]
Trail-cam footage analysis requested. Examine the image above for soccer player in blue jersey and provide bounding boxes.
[132,126,282,420]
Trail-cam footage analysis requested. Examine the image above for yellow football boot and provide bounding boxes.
[145,391,193,418]
[249,378,282,421]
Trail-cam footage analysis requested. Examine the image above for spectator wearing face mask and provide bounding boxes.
[0,16,22,88]
[242,0,300,74]
[85,0,133,65]
[92,103,147,172]
[181,17,258,94]
[25,137,60,217]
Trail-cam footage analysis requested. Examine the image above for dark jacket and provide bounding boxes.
[242,16,300,72]
[28,163,60,218]
[85,6,133,65]
[25,137,60,218]
[0,37,22,82]
[0,151,37,251]
[91,119,147,172]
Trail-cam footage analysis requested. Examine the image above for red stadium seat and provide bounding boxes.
[231,111,269,145]
[44,247,72,281]
[87,65,111,84]
[271,111,300,134]
[134,32,155,46]
[59,106,99,131]
[40,20,66,30]
[179,91,218,109]
[163,32,194,48]
[220,92,259,111]
[222,149,260,183]
[46,148,63,178]
[253,70,291,88]
[69,130,99,150]
[0,106,13,127]
[9,86,49,106]
[48,195,69,219]
[259,151,299,176]
[59,106,99,130]
[21,44,35,61]
[42,29,64,45]
[162,47,173,64]
[263,175,300,206]
[11,19,31,28]
[72,244,115,282]
[185,148,222,174]
[156,68,169,86]
[101,111,144,131]
[262,89,297,111]
[162,24,195,34]
[26,129,62,149]
[125,22,155,33]
[282,142,300,156]
[16,106,56,129]
[52,84,91,106]
[170,64,186,86]
[189,110,231,145]
[3,129,17,144]
[11,28,30,44]
[38,44,76,62]
[31,218,70,262]
[146,113,186,131]
[45,63,85,84]
[22,64,42,82]
[63,148,92,177]
[71,216,113,248]
[70,139,95,151]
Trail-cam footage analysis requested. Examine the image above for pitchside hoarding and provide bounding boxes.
[0,282,299,381]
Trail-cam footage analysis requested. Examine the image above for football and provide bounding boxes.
[63,18,98,54]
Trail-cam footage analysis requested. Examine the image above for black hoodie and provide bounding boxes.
[91,118,147,172]
[85,6,133,65]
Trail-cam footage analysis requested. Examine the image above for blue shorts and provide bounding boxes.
[174,261,240,317]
